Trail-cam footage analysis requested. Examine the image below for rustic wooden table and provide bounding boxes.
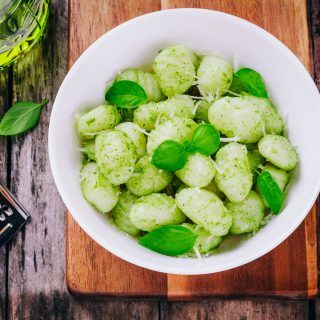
[0,0,319,319]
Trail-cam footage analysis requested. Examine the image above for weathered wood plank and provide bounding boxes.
[160,300,308,320]
[7,0,69,319]
[68,0,162,65]
[310,0,320,89]
[0,69,10,320]
[309,0,320,316]
[11,294,159,320]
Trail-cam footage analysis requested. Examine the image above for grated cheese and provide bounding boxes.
[213,161,224,175]
[261,120,266,136]
[135,126,150,136]
[220,136,240,142]
[193,245,202,260]
[197,85,207,98]
[233,53,240,71]
[225,90,241,97]
[192,100,202,115]
[154,113,162,127]
[215,88,220,100]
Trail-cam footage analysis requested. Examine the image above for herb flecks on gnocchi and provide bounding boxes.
[76,44,298,258]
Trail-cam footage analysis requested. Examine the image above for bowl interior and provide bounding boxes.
[49,9,320,274]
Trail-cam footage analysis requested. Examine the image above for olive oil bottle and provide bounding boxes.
[0,0,49,69]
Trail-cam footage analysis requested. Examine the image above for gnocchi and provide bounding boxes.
[208,96,264,143]
[175,153,215,188]
[116,69,164,102]
[133,95,195,131]
[258,134,298,170]
[81,162,119,213]
[215,142,253,202]
[76,44,298,258]
[182,223,222,254]
[153,44,195,97]
[197,55,233,95]
[112,192,141,237]
[226,190,265,235]
[95,130,138,185]
[147,116,197,154]
[126,155,173,196]
[176,188,232,236]
[130,193,186,232]
[115,122,147,158]
[77,104,120,139]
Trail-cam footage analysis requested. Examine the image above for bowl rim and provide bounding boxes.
[49,8,320,275]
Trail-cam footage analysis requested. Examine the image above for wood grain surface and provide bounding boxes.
[66,0,318,300]
[0,69,9,320]
[0,0,319,319]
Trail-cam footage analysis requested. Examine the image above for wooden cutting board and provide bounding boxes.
[66,0,318,299]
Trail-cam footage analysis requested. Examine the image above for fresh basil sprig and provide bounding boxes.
[151,124,220,172]
[234,68,268,98]
[151,140,188,171]
[0,99,48,136]
[105,80,148,108]
[257,171,283,214]
[191,124,220,155]
[138,225,198,256]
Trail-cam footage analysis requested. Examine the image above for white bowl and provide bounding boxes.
[49,9,320,275]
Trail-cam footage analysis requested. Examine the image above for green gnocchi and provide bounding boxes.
[76,44,298,258]
[146,116,197,154]
[226,190,264,235]
[215,142,253,202]
[208,96,264,143]
[77,104,120,139]
[81,162,119,213]
[133,95,195,131]
[176,188,232,236]
[112,192,141,237]
[153,44,195,97]
[182,223,222,254]
[258,134,298,170]
[130,193,186,232]
[126,155,173,196]
[95,130,138,185]
[115,69,164,102]
[175,153,215,188]
[197,55,233,96]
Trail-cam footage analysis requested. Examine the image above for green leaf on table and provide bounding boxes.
[234,68,268,98]
[0,99,48,136]
[138,225,198,256]
[105,80,148,108]
[191,123,220,156]
[151,140,189,171]
[257,171,283,214]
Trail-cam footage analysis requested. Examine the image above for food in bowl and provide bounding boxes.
[76,44,298,258]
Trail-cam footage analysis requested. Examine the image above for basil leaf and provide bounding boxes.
[234,68,268,98]
[191,124,220,156]
[151,140,189,171]
[0,99,48,136]
[138,225,198,256]
[105,80,148,108]
[183,140,197,153]
[228,76,249,95]
[257,171,283,214]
